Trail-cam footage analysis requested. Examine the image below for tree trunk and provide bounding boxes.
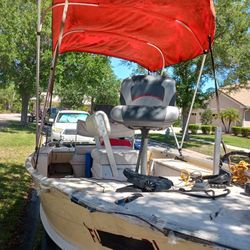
[221,117,227,133]
[90,96,95,114]
[227,120,232,134]
[181,107,189,141]
[21,92,30,124]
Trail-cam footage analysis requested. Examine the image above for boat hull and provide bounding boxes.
[39,188,213,250]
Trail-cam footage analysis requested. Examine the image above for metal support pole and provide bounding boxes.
[170,125,181,154]
[141,129,149,175]
[180,54,207,151]
[35,0,69,168]
[135,137,144,173]
[35,0,41,148]
[213,127,222,175]
[37,0,69,142]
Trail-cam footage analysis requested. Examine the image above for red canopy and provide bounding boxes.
[52,0,215,71]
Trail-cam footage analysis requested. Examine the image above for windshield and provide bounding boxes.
[56,113,89,123]
[49,107,59,119]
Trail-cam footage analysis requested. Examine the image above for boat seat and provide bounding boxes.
[85,111,138,180]
[110,75,179,174]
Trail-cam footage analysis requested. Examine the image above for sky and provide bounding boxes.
[111,57,214,91]
[110,57,136,80]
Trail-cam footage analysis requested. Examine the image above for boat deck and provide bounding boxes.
[27,159,250,250]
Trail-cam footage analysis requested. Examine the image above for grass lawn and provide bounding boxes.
[189,134,250,149]
[149,133,234,156]
[0,122,35,248]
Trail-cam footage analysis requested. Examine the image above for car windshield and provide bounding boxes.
[56,113,89,123]
[49,107,59,119]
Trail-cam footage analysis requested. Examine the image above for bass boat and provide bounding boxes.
[26,1,250,249]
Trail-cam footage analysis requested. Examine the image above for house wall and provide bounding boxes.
[205,93,246,130]
[243,109,250,127]
[189,109,203,124]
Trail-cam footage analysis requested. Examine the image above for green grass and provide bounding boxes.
[0,122,35,248]
[149,134,216,156]
[149,132,250,157]
[149,133,236,156]
[189,134,250,149]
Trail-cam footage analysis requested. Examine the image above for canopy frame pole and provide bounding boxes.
[41,2,99,26]
[208,36,227,154]
[35,0,42,148]
[179,54,207,153]
[170,125,181,155]
[147,43,165,75]
[35,0,69,168]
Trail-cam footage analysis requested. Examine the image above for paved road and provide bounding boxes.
[0,113,21,121]
[0,113,21,127]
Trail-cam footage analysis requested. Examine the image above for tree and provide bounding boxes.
[0,0,51,123]
[55,53,120,112]
[220,108,240,133]
[0,84,18,112]
[201,109,213,125]
[0,0,119,123]
[167,58,209,137]
[212,0,250,85]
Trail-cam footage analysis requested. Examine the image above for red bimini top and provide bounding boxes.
[52,0,216,71]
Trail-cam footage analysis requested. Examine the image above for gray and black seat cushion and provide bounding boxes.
[110,75,179,130]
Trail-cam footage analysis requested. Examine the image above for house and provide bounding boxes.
[190,84,250,128]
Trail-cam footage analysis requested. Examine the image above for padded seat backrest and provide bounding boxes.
[120,75,176,107]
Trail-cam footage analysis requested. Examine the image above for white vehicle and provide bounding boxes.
[51,110,94,143]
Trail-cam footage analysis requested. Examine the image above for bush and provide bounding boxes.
[173,117,181,127]
[201,109,213,125]
[201,125,212,134]
[188,124,200,134]
[231,126,242,136]
[241,128,250,137]
[211,126,217,134]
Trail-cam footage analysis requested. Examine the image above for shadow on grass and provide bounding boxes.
[190,134,215,143]
[149,134,203,149]
[0,121,36,134]
[0,162,31,249]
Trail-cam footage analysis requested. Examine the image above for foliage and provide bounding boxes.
[212,126,217,134]
[0,0,119,121]
[0,0,52,123]
[0,84,21,113]
[173,117,181,127]
[231,126,242,136]
[212,0,250,85]
[55,54,119,110]
[201,109,213,125]
[167,58,208,135]
[201,125,212,135]
[219,108,240,133]
[188,124,200,134]
[241,128,250,138]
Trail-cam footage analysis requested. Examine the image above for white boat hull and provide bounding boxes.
[26,147,250,250]
[39,187,213,250]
